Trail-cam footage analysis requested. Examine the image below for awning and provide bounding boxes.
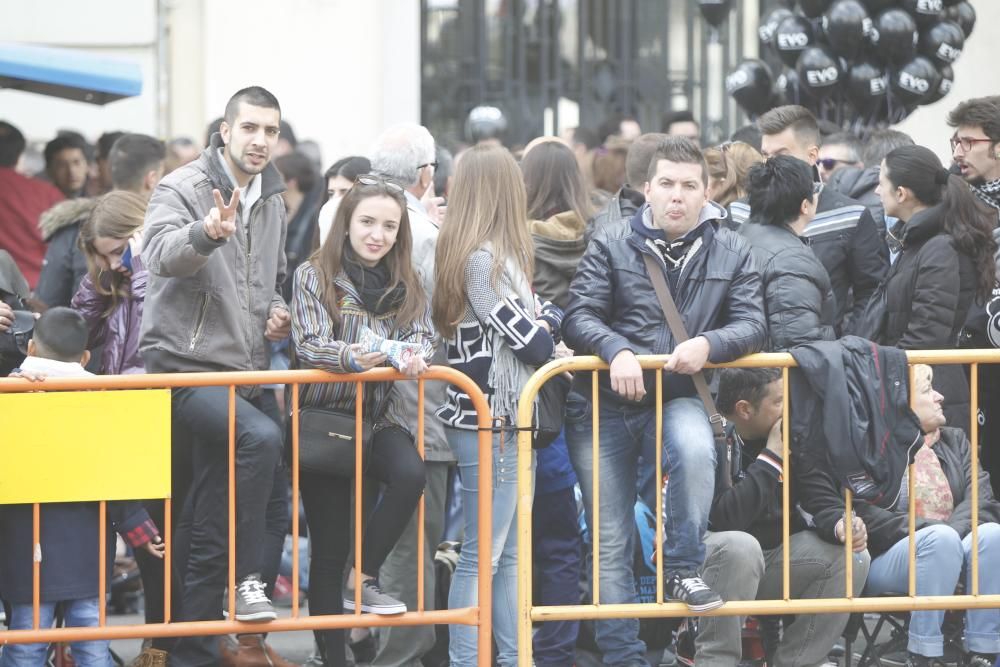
[0,42,142,105]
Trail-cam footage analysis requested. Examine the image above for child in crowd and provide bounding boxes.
[0,307,163,667]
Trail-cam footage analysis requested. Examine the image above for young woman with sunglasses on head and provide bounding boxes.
[433,144,563,667]
[875,144,998,434]
[291,175,433,666]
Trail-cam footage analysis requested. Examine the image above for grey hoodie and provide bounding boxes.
[139,133,287,375]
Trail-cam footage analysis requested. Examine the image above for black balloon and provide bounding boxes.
[760,7,795,48]
[698,0,733,28]
[726,59,775,115]
[796,46,842,99]
[891,56,940,106]
[874,9,919,65]
[823,0,870,60]
[775,15,816,68]
[900,0,944,27]
[919,20,965,65]
[946,2,976,38]
[846,59,888,111]
[926,63,954,104]
[799,0,832,19]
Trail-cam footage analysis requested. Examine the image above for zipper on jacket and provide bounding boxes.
[189,294,211,352]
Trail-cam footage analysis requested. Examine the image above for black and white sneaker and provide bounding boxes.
[665,571,724,612]
[223,573,277,622]
[343,578,407,615]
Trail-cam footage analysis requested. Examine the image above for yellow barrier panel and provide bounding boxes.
[516,350,1000,667]
[0,389,171,503]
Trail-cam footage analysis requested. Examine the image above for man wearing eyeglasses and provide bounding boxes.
[949,96,1000,503]
[816,132,863,184]
[948,96,1000,217]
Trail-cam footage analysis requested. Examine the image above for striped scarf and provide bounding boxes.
[973,179,1000,216]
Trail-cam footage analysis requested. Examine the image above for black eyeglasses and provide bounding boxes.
[950,135,993,153]
[417,161,438,170]
[355,174,405,194]
[816,158,851,171]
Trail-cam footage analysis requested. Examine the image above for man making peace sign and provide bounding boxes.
[140,86,291,666]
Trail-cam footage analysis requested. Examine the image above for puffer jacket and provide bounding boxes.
[564,202,766,408]
[801,426,1000,557]
[531,210,587,310]
[70,254,148,375]
[740,221,837,351]
[882,204,975,433]
[731,186,888,332]
[140,133,287,375]
[35,198,96,308]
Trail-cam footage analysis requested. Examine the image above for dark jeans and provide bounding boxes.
[532,486,582,667]
[166,386,286,667]
[300,425,426,667]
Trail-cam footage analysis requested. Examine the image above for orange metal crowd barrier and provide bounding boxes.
[0,366,494,665]
[515,349,1000,667]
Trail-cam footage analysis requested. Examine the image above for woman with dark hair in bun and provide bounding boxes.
[876,144,999,433]
[740,154,836,351]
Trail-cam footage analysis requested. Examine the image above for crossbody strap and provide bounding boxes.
[641,253,726,441]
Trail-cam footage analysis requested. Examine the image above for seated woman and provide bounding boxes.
[860,364,1000,667]
[291,174,433,666]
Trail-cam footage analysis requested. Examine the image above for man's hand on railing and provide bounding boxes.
[663,336,711,375]
[835,514,868,552]
[611,349,645,401]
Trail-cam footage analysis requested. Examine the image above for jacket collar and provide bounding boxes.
[899,203,946,248]
[203,132,286,202]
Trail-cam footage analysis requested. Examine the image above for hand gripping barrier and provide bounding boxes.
[515,350,1000,667]
[0,367,494,666]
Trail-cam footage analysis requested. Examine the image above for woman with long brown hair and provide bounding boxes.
[72,190,149,375]
[875,144,999,433]
[433,144,562,666]
[291,175,433,666]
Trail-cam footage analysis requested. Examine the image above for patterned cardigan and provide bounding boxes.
[291,262,435,426]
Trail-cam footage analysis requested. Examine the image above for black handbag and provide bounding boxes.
[851,282,888,343]
[297,405,373,476]
[533,371,571,449]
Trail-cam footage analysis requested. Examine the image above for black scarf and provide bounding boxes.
[342,246,406,315]
[973,179,1000,216]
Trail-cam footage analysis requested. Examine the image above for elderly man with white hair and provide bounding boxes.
[366,122,454,667]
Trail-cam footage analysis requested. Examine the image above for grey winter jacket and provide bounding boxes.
[564,202,766,408]
[139,134,287,374]
[584,187,644,245]
[531,210,587,310]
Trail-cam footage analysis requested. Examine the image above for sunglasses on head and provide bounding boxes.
[354,174,405,194]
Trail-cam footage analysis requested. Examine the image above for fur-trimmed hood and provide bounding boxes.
[38,197,97,241]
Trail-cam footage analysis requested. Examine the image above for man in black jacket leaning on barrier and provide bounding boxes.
[563,137,766,667]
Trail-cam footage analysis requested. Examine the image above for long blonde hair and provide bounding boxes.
[433,144,533,337]
[704,141,763,208]
[78,190,147,317]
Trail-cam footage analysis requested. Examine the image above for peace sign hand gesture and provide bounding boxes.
[204,187,241,240]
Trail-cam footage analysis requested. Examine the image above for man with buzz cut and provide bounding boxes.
[141,86,294,667]
[729,105,888,335]
[563,137,766,667]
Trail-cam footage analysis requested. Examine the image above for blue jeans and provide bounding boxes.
[565,393,716,666]
[447,427,532,667]
[866,522,1000,656]
[1,598,111,667]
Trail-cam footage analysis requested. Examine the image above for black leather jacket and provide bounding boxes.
[564,202,767,408]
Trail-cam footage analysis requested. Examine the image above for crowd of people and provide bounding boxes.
[2,86,1000,667]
